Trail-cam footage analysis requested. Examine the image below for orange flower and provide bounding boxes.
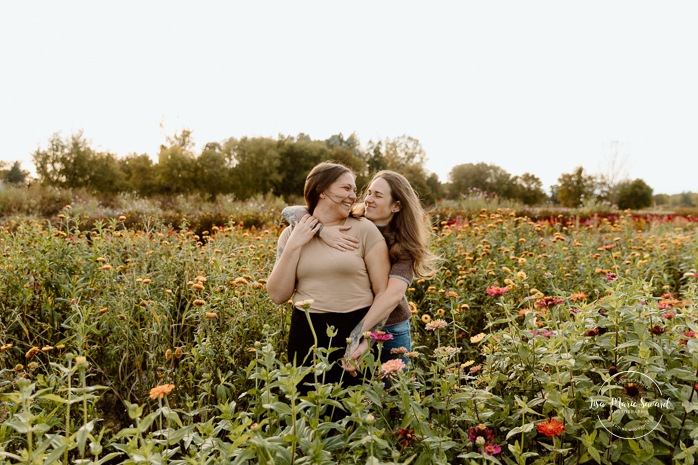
[536,417,566,437]
[569,292,588,302]
[25,347,40,359]
[149,383,175,400]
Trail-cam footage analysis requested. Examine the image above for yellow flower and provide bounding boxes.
[192,299,206,306]
[174,347,184,359]
[205,312,218,319]
[25,347,40,359]
[0,342,13,351]
[517,271,527,280]
[149,384,175,400]
[165,349,172,361]
[421,314,432,324]
[436,308,445,316]
[192,283,205,291]
[470,333,486,344]
[409,301,418,315]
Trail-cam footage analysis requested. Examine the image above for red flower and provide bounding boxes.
[536,417,566,437]
[395,428,418,448]
[534,296,564,308]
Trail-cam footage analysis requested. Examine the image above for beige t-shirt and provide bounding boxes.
[277,216,386,313]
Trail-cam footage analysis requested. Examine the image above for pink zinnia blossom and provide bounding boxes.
[486,286,509,296]
[370,331,394,342]
[483,443,502,456]
[425,319,448,331]
[603,273,617,282]
[660,312,675,319]
[380,358,406,378]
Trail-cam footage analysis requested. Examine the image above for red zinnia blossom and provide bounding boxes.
[680,331,696,346]
[468,424,495,444]
[486,286,509,296]
[536,417,566,437]
[395,428,418,448]
[534,296,564,308]
[649,325,665,335]
[585,328,599,337]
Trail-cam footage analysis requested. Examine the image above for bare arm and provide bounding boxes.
[281,205,359,251]
[266,215,321,304]
[344,277,408,362]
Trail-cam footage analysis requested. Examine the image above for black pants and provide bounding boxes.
[287,306,368,395]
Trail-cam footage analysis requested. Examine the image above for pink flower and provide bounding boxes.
[660,312,675,319]
[425,319,448,331]
[483,443,501,456]
[369,331,394,342]
[380,359,406,378]
[486,286,509,296]
[603,273,617,282]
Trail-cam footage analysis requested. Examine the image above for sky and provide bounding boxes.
[1,1,696,195]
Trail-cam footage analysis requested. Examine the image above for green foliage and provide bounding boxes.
[616,179,653,210]
[555,166,596,208]
[1,203,698,463]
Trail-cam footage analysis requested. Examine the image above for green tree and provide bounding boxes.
[196,142,232,200]
[4,161,29,185]
[447,162,514,199]
[512,173,546,205]
[615,178,653,210]
[32,131,96,188]
[224,137,282,199]
[555,166,596,208]
[119,154,158,196]
[90,152,127,195]
[155,130,197,195]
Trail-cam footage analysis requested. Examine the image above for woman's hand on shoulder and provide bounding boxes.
[319,224,359,251]
[287,214,322,248]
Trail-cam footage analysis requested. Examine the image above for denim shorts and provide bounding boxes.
[379,319,412,364]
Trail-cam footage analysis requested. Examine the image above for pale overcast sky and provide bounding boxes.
[1,1,696,195]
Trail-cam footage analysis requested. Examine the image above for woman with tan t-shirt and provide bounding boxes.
[266,162,390,393]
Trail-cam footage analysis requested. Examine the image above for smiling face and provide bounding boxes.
[364,176,400,225]
[321,172,357,216]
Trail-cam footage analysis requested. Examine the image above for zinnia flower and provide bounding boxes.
[486,285,509,296]
[380,359,406,378]
[421,314,432,324]
[536,417,566,437]
[395,427,418,448]
[149,383,176,400]
[468,424,494,444]
[534,296,564,308]
[25,347,40,359]
[425,319,448,331]
[470,333,486,344]
[370,331,394,342]
[483,443,502,456]
[603,272,618,282]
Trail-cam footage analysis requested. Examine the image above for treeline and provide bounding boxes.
[1,130,696,209]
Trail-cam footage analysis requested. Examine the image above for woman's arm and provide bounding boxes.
[343,277,408,362]
[266,215,321,304]
[282,205,359,251]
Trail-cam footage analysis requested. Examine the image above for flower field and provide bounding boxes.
[1,207,697,464]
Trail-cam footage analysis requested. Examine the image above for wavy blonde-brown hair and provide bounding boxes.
[363,170,440,279]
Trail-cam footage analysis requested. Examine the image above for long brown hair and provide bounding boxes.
[367,170,439,278]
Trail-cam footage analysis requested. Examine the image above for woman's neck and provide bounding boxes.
[313,204,348,226]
